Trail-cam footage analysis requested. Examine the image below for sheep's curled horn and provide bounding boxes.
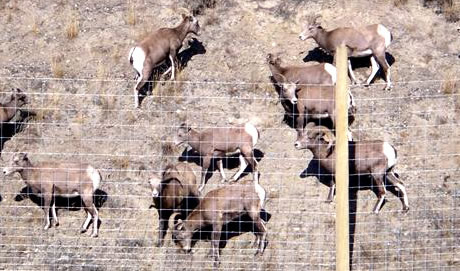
[308,14,322,25]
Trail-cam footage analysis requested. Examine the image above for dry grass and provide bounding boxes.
[125,1,136,26]
[72,111,86,124]
[111,46,122,63]
[444,2,459,22]
[65,13,79,39]
[50,55,64,78]
[441,70,457,94]
[394,0,408,7]
[30,15,40,35]
[161,141,175,156]
[112,156,130,170]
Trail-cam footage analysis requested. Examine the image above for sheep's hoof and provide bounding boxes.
[54,221,60,227]
[403,206,410,213]
[384,84,393,91]
[155,240,164,248]
[220,178,228,183]
[80,228,88,234]
[90,233,98,238]
[43,224,50,230]
[363,82,370,87]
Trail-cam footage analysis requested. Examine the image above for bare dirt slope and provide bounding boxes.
[0,0,459,270]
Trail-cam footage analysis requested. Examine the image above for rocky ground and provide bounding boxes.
[0,0,459,270]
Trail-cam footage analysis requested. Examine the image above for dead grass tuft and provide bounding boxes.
[112,156,130,170]
[441,70,457,95]
[394,0,408,7]
[65,13,79,39]
[161,141,175,156]
[203,10,219,27]
[126,1,137,26]
[444,2,459,22]
[51,55,64,78]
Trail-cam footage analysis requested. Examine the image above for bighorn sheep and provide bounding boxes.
[294,124,409,214]
[174,123,260,192]
[0,88,27,123]
[299,16,393,90]
[3,153,102,237]
[172,181,268,266]
[279,79,355,138]
[128,14,200,108]
[148,162,200,247]
[267,53,337,87]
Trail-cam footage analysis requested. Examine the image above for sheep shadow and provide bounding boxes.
[178,148,265,185]
[138,38,206,105]
[187,208,272,251]
[0,110,35,157]
[14,186,108,231]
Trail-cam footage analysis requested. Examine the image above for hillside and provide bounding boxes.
[0,0,459,270]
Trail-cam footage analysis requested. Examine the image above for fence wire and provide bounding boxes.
[0,77,459,271]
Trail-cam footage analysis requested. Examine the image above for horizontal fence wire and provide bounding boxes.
[0,76,458,271]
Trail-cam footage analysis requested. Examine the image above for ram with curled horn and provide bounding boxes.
[294,124,409,214]
[148,162,200,247]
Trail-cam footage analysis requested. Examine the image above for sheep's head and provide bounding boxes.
[299,15,322,41]
[182,14,200,36]
[174,123,192,146]
[280,79,300,105]
[172,218,193,253]
[294,124,335,154]
[3,152,29,176]
[148,175,162,198]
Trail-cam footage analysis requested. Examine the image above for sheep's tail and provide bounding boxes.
[128,47,135,65]
[244,123,259,147]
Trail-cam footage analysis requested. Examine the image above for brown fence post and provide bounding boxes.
[335,44,350,271]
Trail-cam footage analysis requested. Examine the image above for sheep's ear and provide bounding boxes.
[181,14,187,20]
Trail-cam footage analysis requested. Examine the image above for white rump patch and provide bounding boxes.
[377,24,392,48]
[383,142,397,168]
[353,49,373,57]
[87,165,101,191]
[254,182,266,208]
[244,123,259,146]
[324,63,337,84]
[130,47,146,76]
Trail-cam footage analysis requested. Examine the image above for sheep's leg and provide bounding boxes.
[386,172,410,212]
[375,53,392,90]
[326,181,336,203]
[81,194,99,237]
[42,194,52,230]
[230,154,247,182]
[81,212,92,233]
[372,174,386,214]
[133,61,153,108]
[156,212,169,247]
[199,156,212,192]
[248,207,268,256]
[211,221,223,267]
[347,59,358,85]
[169,54,176,81]
[364,56,380,86]
[217,159,227,183]
[51,202,59,227]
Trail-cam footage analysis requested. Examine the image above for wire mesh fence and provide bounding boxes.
[0,76,459,270]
